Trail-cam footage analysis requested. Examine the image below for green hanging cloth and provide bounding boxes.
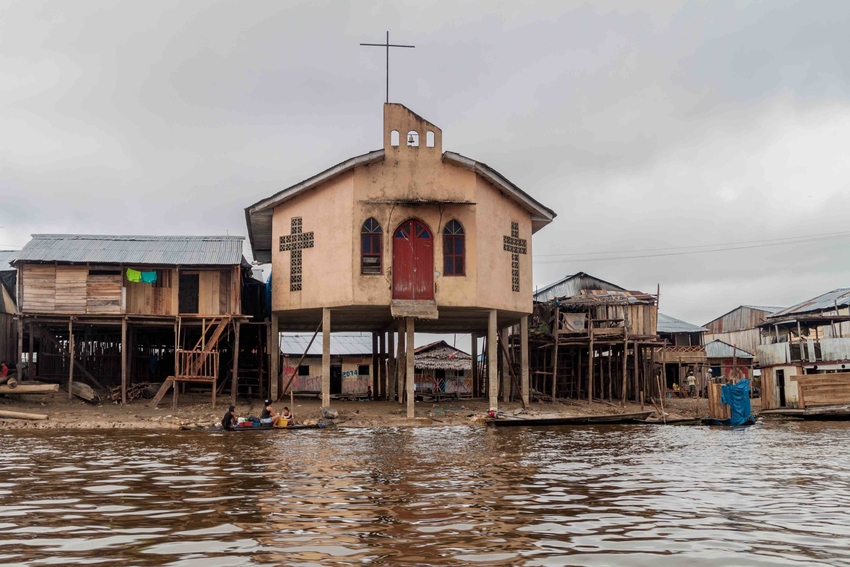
[126,268,142,283]
[140,271,157,284]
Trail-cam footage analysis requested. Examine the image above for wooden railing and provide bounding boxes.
[175,349,219,382]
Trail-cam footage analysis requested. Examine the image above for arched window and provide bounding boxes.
[426,131,435,148]
[443,220,465,276]
[390,130,400,147]
[406,130,419,147]
[361,218,382,274]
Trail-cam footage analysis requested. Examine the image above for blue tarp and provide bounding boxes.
[719,379,754,426]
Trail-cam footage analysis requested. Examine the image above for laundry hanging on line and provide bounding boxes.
[126,269,157,284]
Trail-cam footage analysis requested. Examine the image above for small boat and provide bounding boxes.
[486,411,654,427]
[195,423,327,432]
[643,417,704,426]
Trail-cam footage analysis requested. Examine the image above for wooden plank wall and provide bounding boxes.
[199,271,223,315]
[708,382,731,420]
[87,273,122,314]
[761,368,776,409]
[22,265,56,312]
[792,373,850,408]
[126,269,175,316]
[55,267,87,312]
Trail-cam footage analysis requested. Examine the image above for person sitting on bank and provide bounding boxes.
[261,399,281,426]
[0,361,7,378]
[221,405,237,430]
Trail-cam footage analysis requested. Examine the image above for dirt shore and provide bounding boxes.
[0,390,741,430]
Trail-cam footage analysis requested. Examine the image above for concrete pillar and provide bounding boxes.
[397,322,405,405]
[520,315,529,407]
[387,329,396,401]
[269,313,279,400]
[371,332,379,399]
[378,332,386,400]
[470,333,478,398]
[406,318,415,418]
[322,308,331,408]
[488,309,498,411]
[500,327,510,403]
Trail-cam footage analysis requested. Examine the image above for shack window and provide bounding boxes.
[154,269,172,289]
[435,369,446,379]
[358,364,370,376]
[361,218,382,275]
[443,220,465,276]
[298,365,310,376]
[178,273,199,314]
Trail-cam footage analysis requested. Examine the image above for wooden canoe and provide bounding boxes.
[486,411,654,427]
[222,423,325,432]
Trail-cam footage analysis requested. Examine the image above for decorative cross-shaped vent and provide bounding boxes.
[503,222,527,293]
[280,217,314,292]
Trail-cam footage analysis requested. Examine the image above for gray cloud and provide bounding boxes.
[2,0,849,342]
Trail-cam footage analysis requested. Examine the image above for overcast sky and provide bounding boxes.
[2,0,849,342]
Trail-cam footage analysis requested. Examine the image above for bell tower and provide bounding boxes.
[383,103,442,156]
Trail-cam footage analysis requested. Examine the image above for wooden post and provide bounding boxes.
[371,332,379,399]
[488,309,499,411]
[230,321,240,406]
[500,327,510,403]
[471,333,479,398]
[633,342,640,403]
[68,319,74,401]
[520,315,529,407]
[120,317,127,405]
[588,329,594,403]
[387,328,396,402]
[621,340,628,402]
[16,316,23,382]
[28,321,34,379]
[269,313,279,400]
[406,318,415,418]
[551,306,559,400]
[321,308,331,408]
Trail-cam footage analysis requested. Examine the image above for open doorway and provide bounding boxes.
[777,369,786,407]
[330,365,342,395]
[179,273,199,314]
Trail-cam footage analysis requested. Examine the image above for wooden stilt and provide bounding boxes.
[229,321,240,407]
[27,321,34,379]
[16,316,23,382]
[588,330,594,403]
[551,306,559,400]
[68,319,74,401]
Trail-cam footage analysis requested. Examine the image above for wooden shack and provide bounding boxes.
[529,282,665,404]
[413,340,472,399]
[656,312,707,390]
[704,305,783,364]
[0,251,18,367]
[12,235,252,406]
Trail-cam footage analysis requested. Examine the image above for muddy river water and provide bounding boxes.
[0,421,849,566]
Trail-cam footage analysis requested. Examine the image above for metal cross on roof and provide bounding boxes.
[360,31,415,104]
[279,217,314,292]
[503,222,527,293]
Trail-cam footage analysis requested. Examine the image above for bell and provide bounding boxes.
[407,133,415,144]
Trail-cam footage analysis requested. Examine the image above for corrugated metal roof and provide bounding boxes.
[534,272,626,302]
[279,333,373,356]
[741,305,785,313]
[0,250,18,272]
[14,235,245,266]
[658,312,708,334]
[705,339,754,359]
[770,289,850,318]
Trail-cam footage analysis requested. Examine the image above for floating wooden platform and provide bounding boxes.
[486,411,653,427]
[761,405,850,420]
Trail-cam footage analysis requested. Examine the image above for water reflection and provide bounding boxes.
[0,422,849,565]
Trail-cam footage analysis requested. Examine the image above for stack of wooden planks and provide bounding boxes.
[110,382,157,404]
[792,373,850,408]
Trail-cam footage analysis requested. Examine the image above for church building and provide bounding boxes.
[245,104,555,416]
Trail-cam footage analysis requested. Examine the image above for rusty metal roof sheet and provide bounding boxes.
[705,340,755,359]
[14,235,246,266]
[534,272,627,302]
[658,313,708,334]
[770,288,850,318]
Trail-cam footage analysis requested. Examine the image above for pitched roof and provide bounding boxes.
[244,150,556,263]
[534,272,627,302]
[703,304,785,327]
[0,250,17,272]
[413,340,472,371]
[279,333,373,356]
[657,312,708,334]
[770,288,850,319]
[14,235,246,267]
[705,339,754,359]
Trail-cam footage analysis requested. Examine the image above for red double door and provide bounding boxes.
[393,219,434,300]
